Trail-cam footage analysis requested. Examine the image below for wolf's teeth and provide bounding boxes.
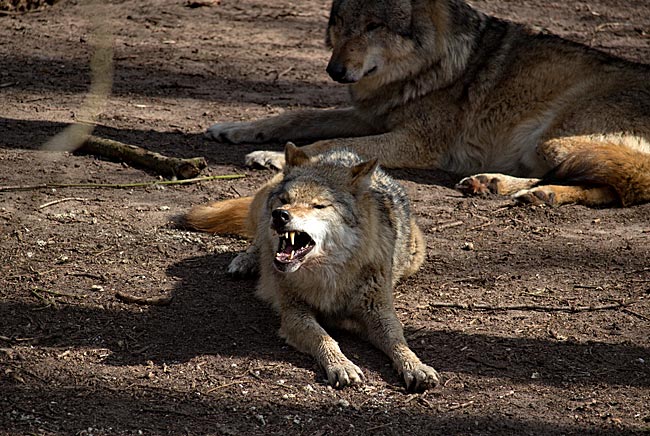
[284,232,289,240]
[290,250,295,260]
[289,231,295,246]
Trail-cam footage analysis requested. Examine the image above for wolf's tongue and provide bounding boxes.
[281,243,295,254]
[276,248,295,262]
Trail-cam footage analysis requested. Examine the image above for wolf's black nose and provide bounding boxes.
[326,61,347,82]
[272,209,291,228]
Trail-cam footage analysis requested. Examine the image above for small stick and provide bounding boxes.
[431,220,464,232]
[0,174,245,192]
[623,308,650,322]
[428,301,634,313]
[35,288,87,299]
[205,379,254,393]
[447,401,474,411]
[38,197,89,209]
[115,291,173,306]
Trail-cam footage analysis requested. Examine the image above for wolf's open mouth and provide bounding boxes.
[274,230,315,271]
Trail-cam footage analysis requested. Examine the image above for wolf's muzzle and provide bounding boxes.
[326,61,354,83]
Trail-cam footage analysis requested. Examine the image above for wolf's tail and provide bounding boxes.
[542,143,650,206]
[184,197,254,237]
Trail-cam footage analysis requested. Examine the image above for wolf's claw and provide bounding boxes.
[325,360,364,389]
[245,150,285,170]
[456,174,500,195]
[403,363,441,392]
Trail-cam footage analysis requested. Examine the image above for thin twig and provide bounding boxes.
[38,197,89,209]
[115,291,173,306]
[0,174,245,192]
[447,401,475,411]
[205,379,254,393]
[623,308,650,322]
[431,220,464,232]
[0,8,45,16]
[35,288,87,299]
[428,300,636,313]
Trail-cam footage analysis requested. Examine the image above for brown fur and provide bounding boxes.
[206,0,650,208]
[185,197,254,237]
[185,145,438,391]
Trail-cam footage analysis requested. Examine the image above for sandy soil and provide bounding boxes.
[1,0,649,435]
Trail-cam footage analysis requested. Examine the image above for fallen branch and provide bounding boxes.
[428,300,635,313]
[0,174,245,192]
[80,136,207,179]
[115,291,173,306]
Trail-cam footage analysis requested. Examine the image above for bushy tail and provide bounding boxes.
[542,143,650,206]
[184,197,254,237]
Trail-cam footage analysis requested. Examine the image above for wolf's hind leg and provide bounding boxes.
[280,301,364,389]
[456,173,541,196]
[513,185,618,207]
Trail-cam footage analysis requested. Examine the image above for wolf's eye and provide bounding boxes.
[366,22,383,32]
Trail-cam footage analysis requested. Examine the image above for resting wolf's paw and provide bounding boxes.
[205,121,263,144]
[245,150,285,170]
[402,363,441,392]
[455,174,501,196]
[325,360,364,389]
[513,187,556,206]
[228,251,258,277]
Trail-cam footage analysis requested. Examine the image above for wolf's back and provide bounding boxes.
[184,197,254,237]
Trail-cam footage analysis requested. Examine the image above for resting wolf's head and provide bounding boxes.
[325,0,417,84]
[264,144,377,274]
[325,0,482,90]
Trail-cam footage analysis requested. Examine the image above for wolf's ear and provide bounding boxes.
[350,158,378,189]
[284,142,309,168]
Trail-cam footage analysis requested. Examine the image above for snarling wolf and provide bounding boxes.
[206,0,650,208]
[185,144,440,391]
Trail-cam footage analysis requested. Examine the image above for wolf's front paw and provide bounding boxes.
[402,363,441,392]
[456,174,500,196]
[205,121,263,144]
[228,251,258,277]
[245,150,285,170]
[325,360,364,389]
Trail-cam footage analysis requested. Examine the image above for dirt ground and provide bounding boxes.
[1,0,650,435]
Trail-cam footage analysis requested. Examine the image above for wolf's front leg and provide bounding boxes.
[246,130,436,170]
[206,107,381,144]
[362,292,441,391]
[279,301,364,388]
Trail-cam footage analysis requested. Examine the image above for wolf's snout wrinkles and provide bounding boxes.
[272,209,291,228]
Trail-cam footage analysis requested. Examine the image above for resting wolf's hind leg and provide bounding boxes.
[456,173,541,196]
[513,185,618,207]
